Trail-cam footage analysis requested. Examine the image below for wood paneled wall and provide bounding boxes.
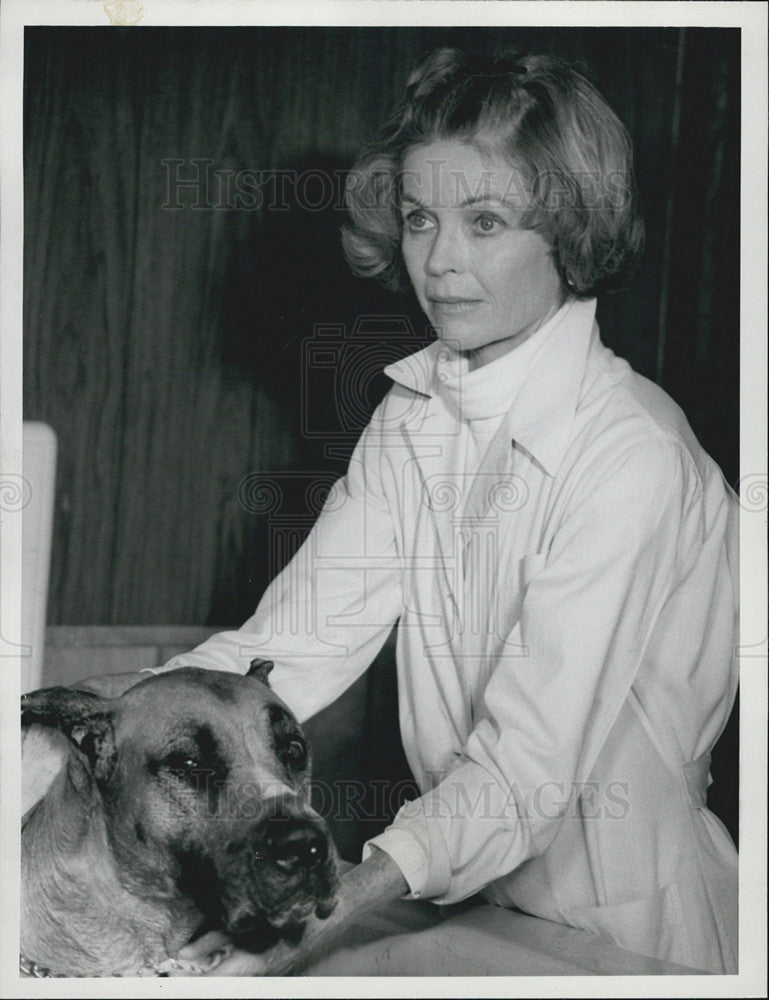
[24,26,740,627]
[23,24,740,845]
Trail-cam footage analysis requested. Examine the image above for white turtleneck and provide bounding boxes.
[431,300,572,515]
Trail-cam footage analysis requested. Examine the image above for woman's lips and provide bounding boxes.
[429,297,483,315]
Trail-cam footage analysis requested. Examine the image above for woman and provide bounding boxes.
[121,50,741,973]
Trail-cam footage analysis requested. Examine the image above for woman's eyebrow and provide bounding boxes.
[458,193,521,210]
[399,191,522,211]
[399,192,425,209]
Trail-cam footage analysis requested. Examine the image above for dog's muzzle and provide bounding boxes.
[255,812,329,876]
[216,807,338,942]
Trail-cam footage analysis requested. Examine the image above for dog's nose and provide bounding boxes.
[258,813,328,875]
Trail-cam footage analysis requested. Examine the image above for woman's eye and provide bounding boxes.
[404,210,433,232]
[474,214,503,235]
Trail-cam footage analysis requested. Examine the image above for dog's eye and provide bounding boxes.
[268,704,309,773]
[148,726,229,798]
[285,738,307,770]
[164,752,204,774]
[275,734,308,773]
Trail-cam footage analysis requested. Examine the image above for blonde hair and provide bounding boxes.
[342,48,644,296]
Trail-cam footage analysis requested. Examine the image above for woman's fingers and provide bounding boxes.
[206,938,300,976]
[177,932,298,976]
[202,948,274,976]
[177,929,233,962]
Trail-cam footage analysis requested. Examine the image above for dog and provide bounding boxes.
[20,662,339,977]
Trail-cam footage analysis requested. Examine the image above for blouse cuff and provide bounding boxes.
[362,799,452,899]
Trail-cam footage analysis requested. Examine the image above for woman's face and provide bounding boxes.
[400,140,565,370]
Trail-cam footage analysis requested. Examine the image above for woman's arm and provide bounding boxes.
[144,407,402,725]
[362,434,720,904]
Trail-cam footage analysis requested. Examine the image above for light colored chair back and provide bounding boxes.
[21,422,57,693]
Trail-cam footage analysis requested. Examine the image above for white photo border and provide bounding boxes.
[1,2,766,997]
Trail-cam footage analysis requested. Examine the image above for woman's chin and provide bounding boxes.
[431,323,487,355]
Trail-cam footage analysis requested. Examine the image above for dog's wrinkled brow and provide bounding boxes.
[185,674,237,703]
[193,725,228,776]
[267,703,301,733]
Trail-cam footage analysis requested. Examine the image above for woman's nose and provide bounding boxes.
[425,225,464,275]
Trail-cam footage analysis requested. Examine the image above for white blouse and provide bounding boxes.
[153,297,738,972]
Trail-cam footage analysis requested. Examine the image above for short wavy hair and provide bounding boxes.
[342,48,644,297]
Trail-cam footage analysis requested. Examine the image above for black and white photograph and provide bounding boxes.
[1,0,766,995]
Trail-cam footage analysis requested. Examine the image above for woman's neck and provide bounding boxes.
[464,292,568,372]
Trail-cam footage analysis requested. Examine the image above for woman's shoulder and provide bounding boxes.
[581,341,707,463]
[570,345,726,504]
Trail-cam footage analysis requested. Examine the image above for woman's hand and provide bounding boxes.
[177,846,409,976]
[176,924,323,976]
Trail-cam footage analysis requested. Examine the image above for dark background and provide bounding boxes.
[24,26,740,851]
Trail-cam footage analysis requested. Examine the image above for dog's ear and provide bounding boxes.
[247,658,274,686]
[21,687,117,783]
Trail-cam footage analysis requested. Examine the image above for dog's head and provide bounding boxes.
[21,664,338,949]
